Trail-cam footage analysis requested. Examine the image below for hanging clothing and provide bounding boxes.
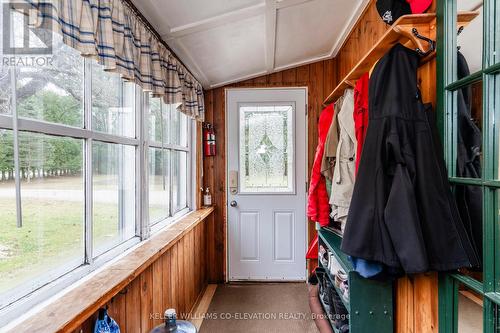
[321,97,342,180]
[341,43,479,274]
[329,89,356,232]
[455,51,483,267]
[307,104,334,227]
[353,72,370,175]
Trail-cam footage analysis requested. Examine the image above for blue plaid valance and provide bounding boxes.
[26,0,204,121]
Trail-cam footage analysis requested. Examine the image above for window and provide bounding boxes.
[0,30,194,321]
[438,0,500,332]
[146,95,190,227]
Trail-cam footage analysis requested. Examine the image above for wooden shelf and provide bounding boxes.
[323,12,479,106]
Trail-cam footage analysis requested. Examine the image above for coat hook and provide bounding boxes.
[412,28,436,57]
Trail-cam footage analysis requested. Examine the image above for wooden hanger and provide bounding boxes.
[344,80,355,88]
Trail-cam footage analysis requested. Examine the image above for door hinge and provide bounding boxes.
[305,104,308,116]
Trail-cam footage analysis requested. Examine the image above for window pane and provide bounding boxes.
[0,130,18,297]
[15,34,84,126]
[238,104,294,193]
[149,148,170,224]
[457,283,483,332]
[456,1,483,74]
[149,96,164,143]
[0,68,12,115]
[453,182,482,272]
[93,142,135,256]
[1,131,84,300]
[91,63,135,137]
[454,80,482,178]
[171,150,187,212]
[170,106,188,146]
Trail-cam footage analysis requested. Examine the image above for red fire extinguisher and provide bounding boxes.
[203,123,216,156]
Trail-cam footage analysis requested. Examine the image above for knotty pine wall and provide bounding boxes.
[203,1,440,332]
[74,215,211,333]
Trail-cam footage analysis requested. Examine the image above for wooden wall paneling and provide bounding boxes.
[107,292,127,332]
[140,266,154,332]
[296,64,310,83]
[200,222,206,288]
[194,224,201,300]
[161,249,172,311]
[183,232,190,313]
[65,214,212,333]
[177,238,186,315]
[125,277,142,332]
[151,257,164,327]
[213,87,226,282]
[268,71,283,84]
[207,207,217,282]
[185,230,196,312]
[282,68,297,84]
[414,273,438,333]
[169,243,179,314]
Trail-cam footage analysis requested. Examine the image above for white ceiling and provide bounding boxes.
[132,0,370,88]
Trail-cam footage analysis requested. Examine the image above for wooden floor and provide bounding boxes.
[196,283,318,333]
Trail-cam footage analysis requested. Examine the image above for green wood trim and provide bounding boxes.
[450,273,483,294]
[449,178,500,188]
[318,229,353,272]
[448,177,484,186]
[445,70,483,91]
[438,0,500,332]
[484,62,500,74]
[485,292,500,304]
[439,274,455,333]
[484,298,495,333]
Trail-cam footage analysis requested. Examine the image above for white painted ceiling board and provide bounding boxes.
[160,0,263,28]
[131,0,370,88]
[274,0,361,68]
[177,15,267,85]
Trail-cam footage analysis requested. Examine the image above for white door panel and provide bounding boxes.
[227,88,307,281]
[239,211,260,261]
[273,211,294,261]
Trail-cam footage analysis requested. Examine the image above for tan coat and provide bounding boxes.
[330,89,356,231]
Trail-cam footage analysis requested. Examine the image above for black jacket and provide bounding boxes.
[341,44,479,273]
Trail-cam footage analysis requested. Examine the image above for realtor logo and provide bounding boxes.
[2,2,53,56]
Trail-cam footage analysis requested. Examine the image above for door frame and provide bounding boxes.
[224,87,309,282]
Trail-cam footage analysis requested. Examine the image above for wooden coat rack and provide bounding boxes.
[323,12,479,106]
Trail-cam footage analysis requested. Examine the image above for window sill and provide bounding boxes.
[3,206,214,333]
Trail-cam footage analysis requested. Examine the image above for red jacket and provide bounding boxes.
[307,104,334,226]
[354,72,369,175]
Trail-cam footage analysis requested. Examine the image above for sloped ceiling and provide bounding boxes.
[132,0,370,88]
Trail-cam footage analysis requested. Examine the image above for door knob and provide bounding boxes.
[230,200,238,207]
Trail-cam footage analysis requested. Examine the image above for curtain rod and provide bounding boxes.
[122,0,199,84]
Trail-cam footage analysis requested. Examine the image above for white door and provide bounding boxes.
[227,88,307,281]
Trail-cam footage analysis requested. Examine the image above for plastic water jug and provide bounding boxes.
[150,309,197,333]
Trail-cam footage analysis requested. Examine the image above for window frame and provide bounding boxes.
[0,55,196,324]
[437,0,500,332]
[145,94,192,235]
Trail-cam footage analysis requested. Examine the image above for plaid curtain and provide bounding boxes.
[26,0,205,121]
